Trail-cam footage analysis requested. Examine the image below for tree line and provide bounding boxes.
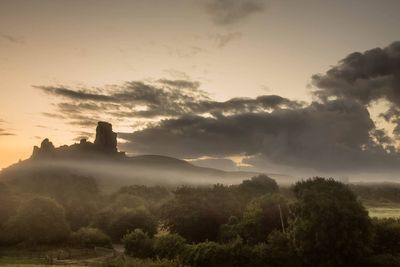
[1,174,400,267]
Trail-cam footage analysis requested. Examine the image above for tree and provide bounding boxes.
[0,183,17,229]
[161,185,238,243]
[107,208,157,242]
[289,177,372,267]
[123,229,154,258]
[0,183,18,245]
[237,174,279,198]
[7,197,70,244]
[154,234,186,260]
[235,194,289,244]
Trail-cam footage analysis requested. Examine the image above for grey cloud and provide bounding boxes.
[36,86,115,102]
[35,41,400,174]
[312,41,400,105]
[119,99,398,172]
[200,0,267,25]
[158,79,200,90]
[312,41,400,137]
[36,80,302,125]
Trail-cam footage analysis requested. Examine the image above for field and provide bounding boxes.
[0,247,115,267]
[368,206,400,219]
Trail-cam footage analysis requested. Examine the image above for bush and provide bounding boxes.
[251,231,300,267]
[69,227,112,248]
[181,241,225,267]
[154,234,186,260]
[221,237,252,267]
[123,229,154,259]
[372,218,400,255]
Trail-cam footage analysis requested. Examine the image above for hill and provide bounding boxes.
[0,122,263,192]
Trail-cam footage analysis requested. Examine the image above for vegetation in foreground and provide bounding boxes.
[2,174,400,266]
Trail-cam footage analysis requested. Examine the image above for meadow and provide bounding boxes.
[368,206,400,219]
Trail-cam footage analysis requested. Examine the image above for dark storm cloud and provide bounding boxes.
[119,99,399,171]
[37,41,400,172]
[200,0,267,25]
[312,41,400,105]
[312,41,400,137]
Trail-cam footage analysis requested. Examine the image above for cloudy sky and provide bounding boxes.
[1,0,400,179]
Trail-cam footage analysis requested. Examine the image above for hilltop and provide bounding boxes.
[0,122,263,191]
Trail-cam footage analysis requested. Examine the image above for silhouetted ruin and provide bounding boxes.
[31,122,123,159]
[94,121,118,153]
[32,138,56,158]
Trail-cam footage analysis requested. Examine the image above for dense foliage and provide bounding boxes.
[1,174,400,267]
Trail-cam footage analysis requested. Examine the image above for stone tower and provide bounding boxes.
[94,121,118,153]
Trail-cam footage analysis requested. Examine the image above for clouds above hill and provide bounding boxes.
[36,80,302,123]
[312,41,400,138]
[37,41,400,174]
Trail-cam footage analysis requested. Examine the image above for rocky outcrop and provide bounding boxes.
[94,121,118,153]
[31,138,56,158]
[31,122,122,160]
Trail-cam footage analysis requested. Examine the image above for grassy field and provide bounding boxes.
[0,247,115,267]
[0,265,84,267]
[368,207,400,219]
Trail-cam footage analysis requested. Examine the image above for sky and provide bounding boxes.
[1,0,400,180]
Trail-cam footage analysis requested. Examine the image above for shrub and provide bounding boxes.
[69,227,112,248]
[154,234,186,260]
[372,218,400,254]
[251,231,300,267]
[123,229,154,259]
[181,241,225,267]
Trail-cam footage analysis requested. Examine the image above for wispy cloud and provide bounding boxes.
[199,0,267,25]
[0,33,25,44]
[0,129,15,136]
[212,32,242,48]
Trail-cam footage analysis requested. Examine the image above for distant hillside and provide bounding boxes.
[0,122,265,192]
